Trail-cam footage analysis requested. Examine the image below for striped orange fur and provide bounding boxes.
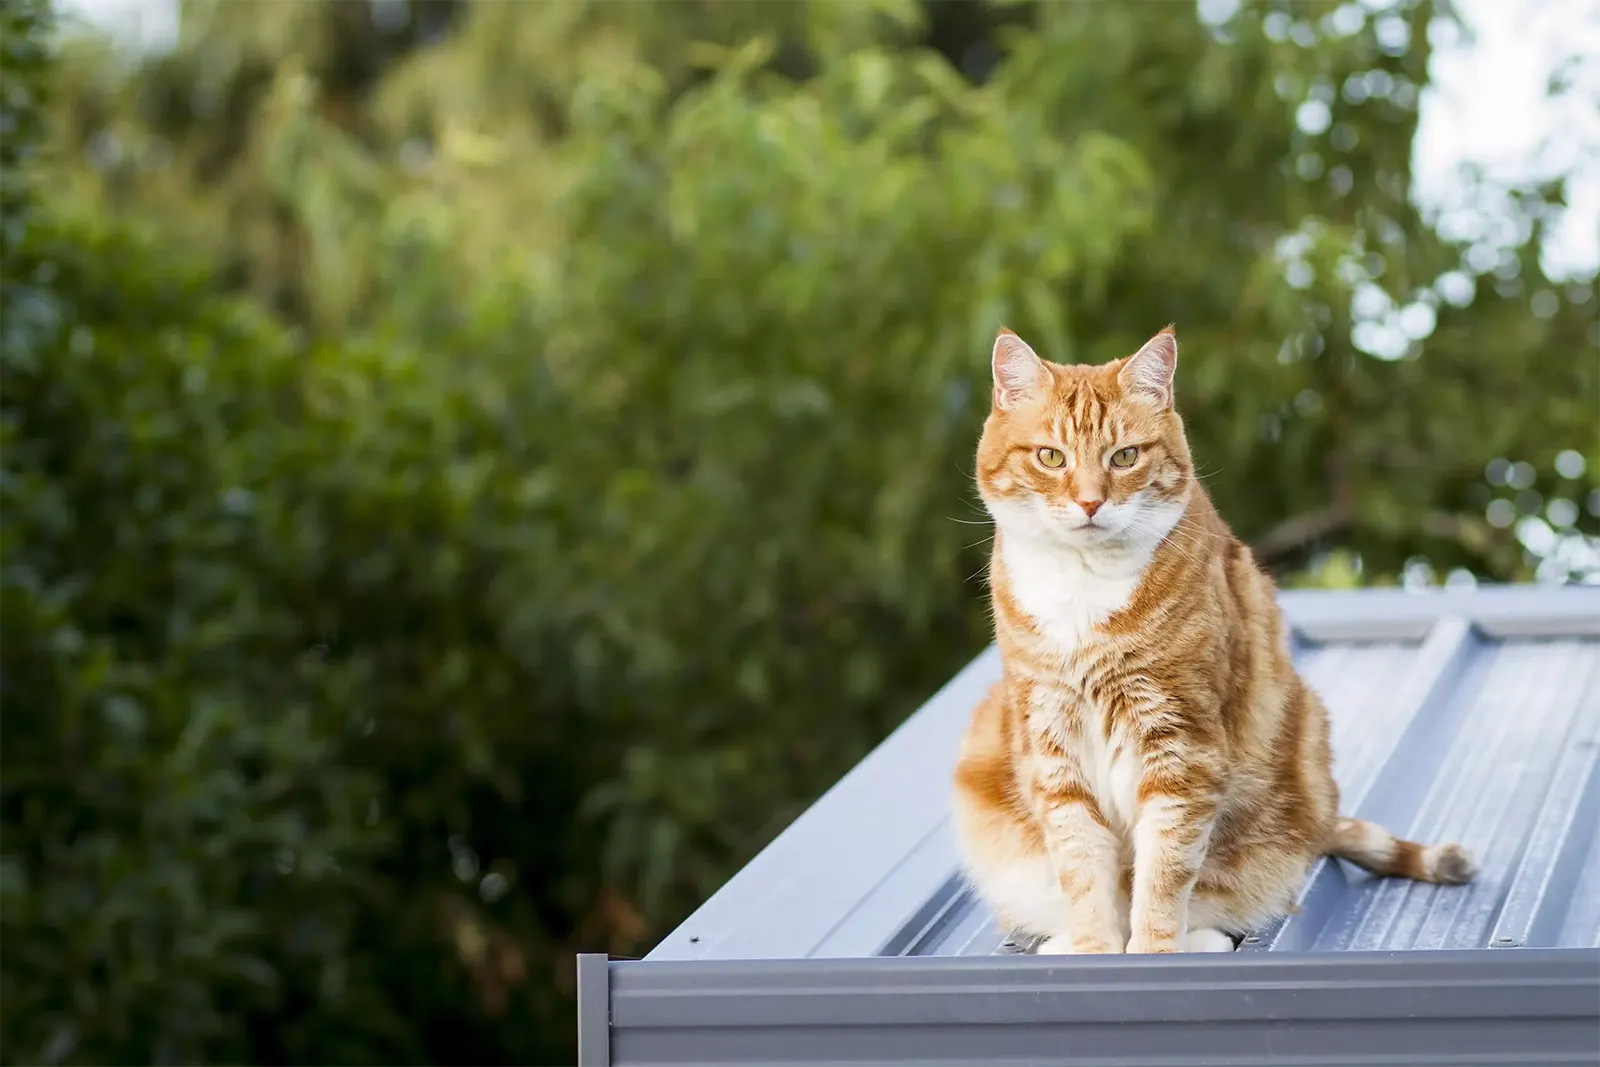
[951,326,1477,955]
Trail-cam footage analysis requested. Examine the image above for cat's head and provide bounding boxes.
[975,326,1194,549]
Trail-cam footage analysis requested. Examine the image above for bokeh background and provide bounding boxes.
[2,0,1597,1063]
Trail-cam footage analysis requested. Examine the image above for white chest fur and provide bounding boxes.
[1026,681,1142,834]
[1001,535,1145,654]
[989,487,1184,655]
[1000,527,1172,837]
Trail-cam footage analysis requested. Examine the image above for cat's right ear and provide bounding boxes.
[992,328,1045,410]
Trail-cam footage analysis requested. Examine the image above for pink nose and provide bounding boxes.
[1078,499,1104,518]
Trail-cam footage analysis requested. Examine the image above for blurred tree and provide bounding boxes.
[6,0,1597,1064]
[0,0,52,261]
[40,0,1598,574]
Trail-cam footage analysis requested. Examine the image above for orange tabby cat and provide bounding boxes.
[951,325,1476,954]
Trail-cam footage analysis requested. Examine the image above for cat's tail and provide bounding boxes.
[1325,817,1478,884]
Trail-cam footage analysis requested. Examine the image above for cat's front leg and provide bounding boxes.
[1126,764,1220,955]
[1032,780,1125,954]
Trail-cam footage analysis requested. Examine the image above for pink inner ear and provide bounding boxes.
[1144,330,1176,367]
[992,330,1043,405]
[1124,330,1176,401]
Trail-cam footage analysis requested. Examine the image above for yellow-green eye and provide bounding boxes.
[1109,446,1139,469]
[1037,447,1066,469]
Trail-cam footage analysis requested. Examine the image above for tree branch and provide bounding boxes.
[1252,503,1356,561]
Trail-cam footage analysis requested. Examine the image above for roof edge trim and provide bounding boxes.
[591,949,1600,1067]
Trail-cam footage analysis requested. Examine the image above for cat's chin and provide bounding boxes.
[1059,522,1116,541]
[1028,520,1136,552]
[1046,511,1180,554]
[1066,530,1143,553]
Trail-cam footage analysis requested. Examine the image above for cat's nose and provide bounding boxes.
[1077,498,1104,518]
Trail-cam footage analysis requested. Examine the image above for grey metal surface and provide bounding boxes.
[647,584,1600,963]
[644,645,999,962]
[589,949,1600,1067]
[576,952,611,1067]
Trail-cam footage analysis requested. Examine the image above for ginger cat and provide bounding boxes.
[951,326,1477,955]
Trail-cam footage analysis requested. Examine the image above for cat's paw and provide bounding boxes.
[1185,927,1236,953]
[1124,933,1182,954]
[1036,934,1122,955]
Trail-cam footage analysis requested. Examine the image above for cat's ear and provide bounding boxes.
[1119,325,1178,409]
[992,328,1045,410]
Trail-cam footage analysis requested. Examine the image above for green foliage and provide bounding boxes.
[1,0,51,264]
[1,213,380,1064]
[4,1,1597,1064]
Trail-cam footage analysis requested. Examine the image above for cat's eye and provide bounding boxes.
[1037,447,1066,469]
[1109,446,1139,469]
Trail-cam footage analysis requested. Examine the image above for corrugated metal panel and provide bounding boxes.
[644,585,1600,964]
[912,624,1600,956]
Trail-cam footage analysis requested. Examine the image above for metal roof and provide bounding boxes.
[581,584,1600,1067]
[646,583,1600,962]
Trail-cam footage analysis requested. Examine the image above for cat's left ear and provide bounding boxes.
[1119,325,1178,409]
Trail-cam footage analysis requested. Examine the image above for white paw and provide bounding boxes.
[1035,934,1122,955]
[1186,927,1236,953]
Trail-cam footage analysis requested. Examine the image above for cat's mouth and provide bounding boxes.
[1041,507,1110,533]
[1035,503,1121,539]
